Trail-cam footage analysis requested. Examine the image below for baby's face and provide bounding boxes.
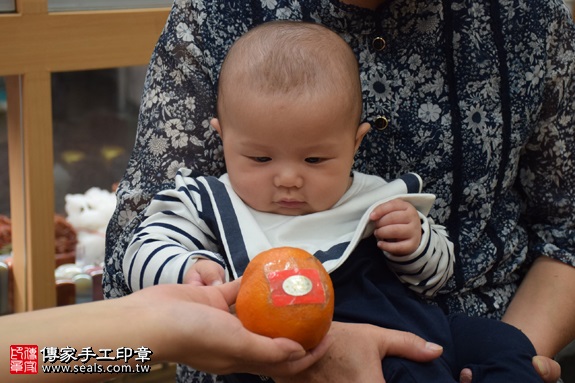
[214,92,369,216]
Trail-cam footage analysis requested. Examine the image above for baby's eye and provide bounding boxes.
[305,157,323,164]
[251,157,271,163]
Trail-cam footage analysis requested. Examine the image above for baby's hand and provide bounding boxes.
[184,259,226,287]
[369,199,422,256]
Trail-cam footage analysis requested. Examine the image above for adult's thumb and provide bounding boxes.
[377,328,443,362]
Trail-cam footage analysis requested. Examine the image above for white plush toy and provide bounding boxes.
[65,187,116,267]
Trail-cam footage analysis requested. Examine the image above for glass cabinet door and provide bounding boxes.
[0,0,15,12]
[51,67,144,274]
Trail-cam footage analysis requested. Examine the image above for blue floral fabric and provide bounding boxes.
[104,0,575,338]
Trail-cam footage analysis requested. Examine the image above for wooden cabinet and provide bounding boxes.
[0,0,168,312]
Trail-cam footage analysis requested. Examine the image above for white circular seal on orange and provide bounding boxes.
[282,275,313,297]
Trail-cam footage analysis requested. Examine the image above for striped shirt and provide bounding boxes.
[124,170,454,297]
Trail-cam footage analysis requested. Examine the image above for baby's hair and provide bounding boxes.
[217,20,362,121]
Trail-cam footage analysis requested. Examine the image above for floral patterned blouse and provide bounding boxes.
[105,0,575,322]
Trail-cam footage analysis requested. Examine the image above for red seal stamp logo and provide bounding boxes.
[10,345,38,374]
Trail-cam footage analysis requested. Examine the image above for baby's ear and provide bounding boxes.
[210,118,223,137]
[355,122,371,151]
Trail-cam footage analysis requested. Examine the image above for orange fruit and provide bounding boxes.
[236,247,334,350]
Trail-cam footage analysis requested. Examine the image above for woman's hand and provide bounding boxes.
[139,280,330,377]
[501,256,575,383]
[273,321,443,383]
[532,355,562,383]
[1,279,329,383]
[458,356,561,383]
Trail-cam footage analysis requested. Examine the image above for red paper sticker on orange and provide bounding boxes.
[267,268,326,307]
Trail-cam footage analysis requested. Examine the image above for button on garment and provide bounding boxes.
[374,115,389,131]
[372,36,386,51]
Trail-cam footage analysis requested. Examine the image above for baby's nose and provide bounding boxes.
[274,167,303,188]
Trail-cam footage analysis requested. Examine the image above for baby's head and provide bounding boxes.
[217,20,363,115]
[212,21,370,215]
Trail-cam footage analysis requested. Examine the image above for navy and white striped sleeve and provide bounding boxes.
[384,215,454,297]
[123,173,224,292]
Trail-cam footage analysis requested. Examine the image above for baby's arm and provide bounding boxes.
[123,201,225,291]
[123,174,227,292]
[370,198,454,297]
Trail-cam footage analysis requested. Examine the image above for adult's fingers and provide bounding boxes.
[532,355,562,383]
[374,326,443,362]
[258,335,332,376]
[215,279,241,307]
[226,331,331,377]
[459,368,472,383]
[459,356,562,383]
